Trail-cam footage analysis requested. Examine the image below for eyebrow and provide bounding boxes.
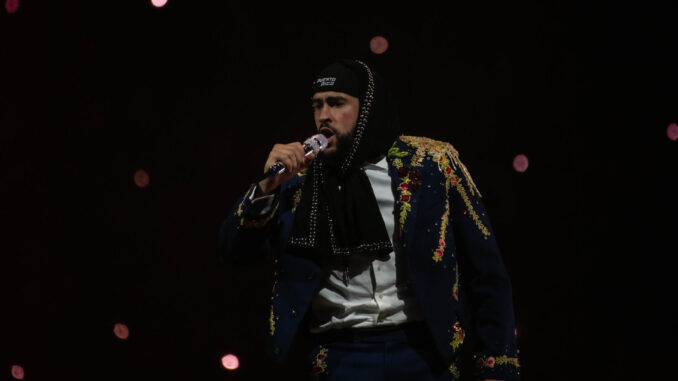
[311,95,348,105]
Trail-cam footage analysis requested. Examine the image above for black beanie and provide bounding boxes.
[311,61,365,98]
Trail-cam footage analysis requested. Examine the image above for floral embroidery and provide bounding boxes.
[392,158,403,169]
[476,355,520,369]
[291,183,304,213]
[449,321,465,351]
[433,202,450,262]
[311,347,329,376]
[452,263,460,301]
[394,167,420,230]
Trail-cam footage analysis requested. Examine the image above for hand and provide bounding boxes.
[257,142,315,196]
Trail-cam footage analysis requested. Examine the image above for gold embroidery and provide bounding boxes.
[449,321,465,351]
[269,280,279,336]
[311,347,328,375]
[448,363,460,379]
[399,135,481,196]
[451,174,491,238]
[291,186,303,213]
[476,355,520,369]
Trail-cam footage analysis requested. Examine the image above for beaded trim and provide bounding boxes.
[287,160,321,247]
[325,203,392,256]
[339,59,375,174]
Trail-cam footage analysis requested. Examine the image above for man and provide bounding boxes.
[218,59,520,380]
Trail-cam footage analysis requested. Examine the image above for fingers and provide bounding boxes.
[268,142,306,174]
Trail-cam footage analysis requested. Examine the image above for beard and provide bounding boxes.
[319,130,354,169]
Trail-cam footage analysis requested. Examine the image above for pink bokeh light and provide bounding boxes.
[369,36,389,55]
[513,154,529,173]
[151,0,168,7]
[221,354,239,370]
[667,122,678,141]
[5,0,19,13]
[134,169,150,188]
[11,365,24,380]
[113,323,130,340]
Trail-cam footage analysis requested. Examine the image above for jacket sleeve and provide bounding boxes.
[217,184,281,265]
[448,163,521,380]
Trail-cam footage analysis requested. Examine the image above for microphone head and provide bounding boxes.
[304,134,329,154]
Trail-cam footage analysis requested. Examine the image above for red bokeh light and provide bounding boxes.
[113,323,130,340]
[151,0,168,7]
[134,169,150,188]
[369,36,389,55]
[11,365,24,380]
[667,122,678,141]
[5,0,19,13]
[221,354,239,370]
[513,154,529,173]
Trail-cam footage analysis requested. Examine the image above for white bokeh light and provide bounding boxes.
[221,354,239,370]
[151,0,168,8]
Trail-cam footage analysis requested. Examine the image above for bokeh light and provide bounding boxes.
[221,354,239,370]
[5,0,19,13]
[113,323,130,340]
[369,36,389,55]
[151,0,168,7]
[513,154,529,173]
[134,169,150,188]
[667,122,678,141]
[11,365,24,380]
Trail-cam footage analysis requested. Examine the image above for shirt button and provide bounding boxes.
[377,266,382,271]
[378,294,383,299]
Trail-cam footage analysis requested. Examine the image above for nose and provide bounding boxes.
[318,103,331,123]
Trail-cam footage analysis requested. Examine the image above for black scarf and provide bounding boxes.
[287,59,400,282]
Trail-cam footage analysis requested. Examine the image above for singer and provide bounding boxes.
[218,59,520,380]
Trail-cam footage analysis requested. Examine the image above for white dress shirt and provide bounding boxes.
[308,156,423,332]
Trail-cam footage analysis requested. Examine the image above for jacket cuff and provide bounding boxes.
[474,350,521,380]
[235,184,280,229]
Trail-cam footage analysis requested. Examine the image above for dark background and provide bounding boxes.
[2,1,676,380]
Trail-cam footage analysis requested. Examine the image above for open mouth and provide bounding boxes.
[319,127,335,138]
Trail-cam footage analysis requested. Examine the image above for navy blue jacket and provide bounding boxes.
[218,136,520,380]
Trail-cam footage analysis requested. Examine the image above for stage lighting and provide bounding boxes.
[10,365,24,380]
[113,323,130,340]
[512,154,529,173]
[667,122,678,141]
[5,0,19,13]
[134,169,150,188]
[370,36,389,55]
[221,354,239,370]
[151,0,168,7]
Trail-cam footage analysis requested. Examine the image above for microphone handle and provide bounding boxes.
[257,144,316,183]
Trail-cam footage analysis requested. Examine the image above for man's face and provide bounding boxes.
[311,91,359,158]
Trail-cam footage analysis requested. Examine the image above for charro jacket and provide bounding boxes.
[218,135,521,380]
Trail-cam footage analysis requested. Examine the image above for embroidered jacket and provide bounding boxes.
[218,135,520,380]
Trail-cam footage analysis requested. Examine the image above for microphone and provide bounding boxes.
[257,134,328,182]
